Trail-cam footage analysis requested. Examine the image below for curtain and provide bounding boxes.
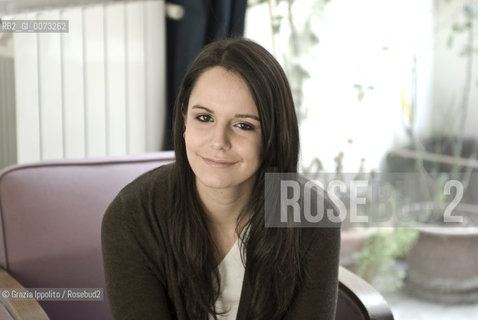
[164,0,248,149]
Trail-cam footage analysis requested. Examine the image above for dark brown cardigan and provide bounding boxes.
[101,164,340,319]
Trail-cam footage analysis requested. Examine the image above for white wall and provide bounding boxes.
[431,0,478,139]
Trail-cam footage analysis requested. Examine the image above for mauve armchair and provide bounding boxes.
[0,152,393,319]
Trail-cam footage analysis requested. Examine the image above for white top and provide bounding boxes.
[210,236,246,320]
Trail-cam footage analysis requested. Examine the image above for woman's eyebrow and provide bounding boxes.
[191,105,260,121]
[235,114,260,121]
[191,105,213,113]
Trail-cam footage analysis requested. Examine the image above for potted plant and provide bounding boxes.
[385,0,478,303]
[387,139,478,303]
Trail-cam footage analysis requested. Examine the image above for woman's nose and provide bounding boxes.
[209,124,231,151]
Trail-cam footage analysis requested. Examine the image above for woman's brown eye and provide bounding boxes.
[196,115,213,122]
[236,122,254,131]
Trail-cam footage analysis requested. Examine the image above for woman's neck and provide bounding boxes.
[196,178,253,263]
[196,179,252,229]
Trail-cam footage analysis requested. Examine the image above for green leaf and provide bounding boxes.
[357,92,364,101]
[447,35,454,48]
[309,33,320,46]
[451,23,464,33]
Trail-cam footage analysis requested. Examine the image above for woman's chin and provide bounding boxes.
[196,177,233,190]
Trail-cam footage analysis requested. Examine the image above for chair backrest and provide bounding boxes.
[335,266,395,320]
[0,152,393,320]
[336,286,368,320]
[0,152,175,320]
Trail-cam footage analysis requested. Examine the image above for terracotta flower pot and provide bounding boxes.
[406,225,478,303]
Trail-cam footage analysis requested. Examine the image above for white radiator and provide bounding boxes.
[0,0,166,169]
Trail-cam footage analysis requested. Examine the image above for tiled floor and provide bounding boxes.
[383,289,478,320]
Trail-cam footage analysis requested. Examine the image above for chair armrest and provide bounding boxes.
[338,266,394,320]
[0,268,49,320]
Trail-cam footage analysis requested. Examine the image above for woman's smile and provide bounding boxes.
[201,157,238,168]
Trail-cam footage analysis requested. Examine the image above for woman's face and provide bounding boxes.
[184,66,262,192]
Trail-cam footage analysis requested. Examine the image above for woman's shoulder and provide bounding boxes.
[102,163,174,228]
[101,164,175,285]
[120,162,174,197]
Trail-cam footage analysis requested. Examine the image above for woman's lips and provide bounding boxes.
[202,157,236,168]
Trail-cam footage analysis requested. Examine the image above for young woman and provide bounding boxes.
[102,38,340,320]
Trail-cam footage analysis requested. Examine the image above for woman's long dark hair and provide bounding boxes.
[168,38,301,320]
